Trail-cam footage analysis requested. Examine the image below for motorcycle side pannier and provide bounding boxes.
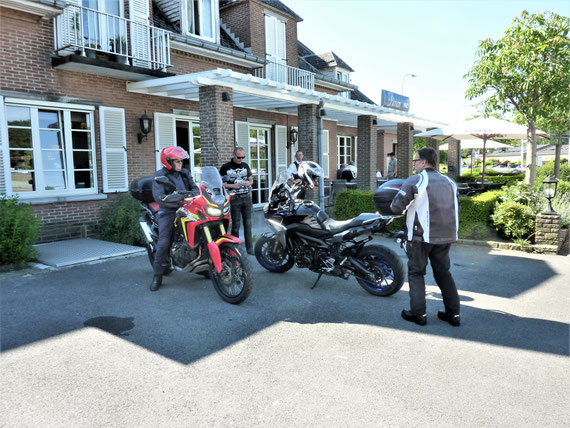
[374,179,405,215]
[129,176,155,203]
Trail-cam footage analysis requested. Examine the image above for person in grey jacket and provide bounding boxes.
[390,147,461,326]
[150,147,198,291]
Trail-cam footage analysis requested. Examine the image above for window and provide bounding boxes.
[184,0,217,41]
[265,13,286,82]
[337,136,353,167]
[6,103,96,196]
[336,70,350,99]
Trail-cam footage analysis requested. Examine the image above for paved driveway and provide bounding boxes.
[1,239,569,426]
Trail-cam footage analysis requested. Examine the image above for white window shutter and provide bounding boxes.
[322,129,329,179]
[0,96,12,195]
[275,125,287,175]
[235,121,249,162]
[275,19,286,61]
[100,106,128,193]
[130,0,151,68]
[154,112,176,170]
[354,136,358,166]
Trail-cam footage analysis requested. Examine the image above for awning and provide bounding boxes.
[126,68,445,129]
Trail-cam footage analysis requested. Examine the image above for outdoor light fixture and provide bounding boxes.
[222,92,231,102]
[542,176,559,212]
[137,112,153,144]
[288,127,298,149]
[372,119,378,125]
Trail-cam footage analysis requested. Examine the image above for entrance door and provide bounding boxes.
[175,119,200,174]
[248,126,272,206]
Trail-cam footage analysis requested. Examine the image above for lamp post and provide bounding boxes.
[542,176,559,212]
[400,74,417,94]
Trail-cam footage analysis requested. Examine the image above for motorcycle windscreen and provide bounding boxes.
[193,166,227,205]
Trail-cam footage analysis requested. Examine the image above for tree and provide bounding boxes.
[538,110,570,179]
[465,10,570,187]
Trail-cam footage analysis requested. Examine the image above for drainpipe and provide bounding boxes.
[317,100,325,208]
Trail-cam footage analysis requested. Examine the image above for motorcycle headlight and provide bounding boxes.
[222,205,230,215]
[205,206,223,217]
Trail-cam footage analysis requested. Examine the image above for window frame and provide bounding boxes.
[183,0,218,43]
[337,135,353,168]
[4,99,97,199]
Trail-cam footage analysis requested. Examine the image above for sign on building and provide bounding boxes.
[381,90,410,112]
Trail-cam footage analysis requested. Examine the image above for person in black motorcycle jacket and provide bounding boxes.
[390,147,462,327]
[150,146,198,292]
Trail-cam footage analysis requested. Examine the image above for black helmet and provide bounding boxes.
[297,161,323,189]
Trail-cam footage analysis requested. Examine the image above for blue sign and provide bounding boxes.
[381,90,410,112]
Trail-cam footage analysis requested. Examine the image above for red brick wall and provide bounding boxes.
[220,1,251,50]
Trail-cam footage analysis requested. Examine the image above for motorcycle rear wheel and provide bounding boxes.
[210,243,252,304]
[354,244,404,296]
[255,234,295,273]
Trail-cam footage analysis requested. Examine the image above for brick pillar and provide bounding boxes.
[447,137,461,180]
[396,122,413,178]
[535,212,562,248]
[298,104,319,200]
[357,115,377,190]
[199,86,234,167]
[425,127,440,172]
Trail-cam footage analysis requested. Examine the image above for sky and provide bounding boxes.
[281,0,570,125]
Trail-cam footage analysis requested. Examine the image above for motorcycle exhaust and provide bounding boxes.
[139,218,154,244]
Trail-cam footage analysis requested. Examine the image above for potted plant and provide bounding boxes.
[109,36,128,64]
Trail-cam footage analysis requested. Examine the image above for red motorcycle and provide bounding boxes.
[130,166,252,304]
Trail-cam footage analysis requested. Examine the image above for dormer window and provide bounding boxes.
[183,0,218,42]
[337,70,350,99]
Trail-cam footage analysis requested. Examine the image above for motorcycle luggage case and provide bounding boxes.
[129,176,155,203]
[374,179,405,215]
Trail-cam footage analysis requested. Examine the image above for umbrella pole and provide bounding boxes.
[481,137,487,189]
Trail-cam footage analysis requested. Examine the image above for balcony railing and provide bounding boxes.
[54,5,171,71]
[254,60,315,90]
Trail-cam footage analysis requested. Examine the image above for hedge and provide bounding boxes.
[99,194,146,246]
[458,191,502,239]
[456,172,525,187]
[333,189,376,220]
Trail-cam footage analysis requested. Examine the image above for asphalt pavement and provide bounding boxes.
[1,237,569,427]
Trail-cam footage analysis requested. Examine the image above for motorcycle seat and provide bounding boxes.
[323,213,380,234]
[148,202,159,213]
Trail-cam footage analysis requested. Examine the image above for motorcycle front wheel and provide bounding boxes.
[255,234,295,273]
[354,244,404,296]
[210,243,252,304]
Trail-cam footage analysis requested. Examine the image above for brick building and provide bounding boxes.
[0,0,442,242]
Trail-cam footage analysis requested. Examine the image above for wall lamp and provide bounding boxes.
[222,92,231,102]
[372,119,378,125]
[137,112,153,144]
[288,127,298,149]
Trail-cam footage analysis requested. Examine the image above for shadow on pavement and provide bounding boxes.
[1,246,567,364]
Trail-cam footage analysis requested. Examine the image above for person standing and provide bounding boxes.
[336,163,346,179]
[220,147,254,255]
[342,160,357,181]
[286,150,306,199]
[390,147,461,326]
[386,152,398,178]
[151,147,198,291]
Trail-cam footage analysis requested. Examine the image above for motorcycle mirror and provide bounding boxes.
[155,176,176,190]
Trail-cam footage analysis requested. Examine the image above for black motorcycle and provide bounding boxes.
[254,167,405,296]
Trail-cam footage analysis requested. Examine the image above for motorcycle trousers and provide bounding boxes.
[230,195,253,252]
[153,211,177,275]
[406,241,460,317]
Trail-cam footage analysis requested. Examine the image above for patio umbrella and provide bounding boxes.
[438,139,511,150]
[415,117,549,187]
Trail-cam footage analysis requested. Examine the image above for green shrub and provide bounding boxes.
[458,191,502,240]
[491,200,536,240]
[0,195,42,266]
[456,172,524,187]
[333,189,376,220]
[551,192,570,228]
[536,159,570,182]
[499,182,543,211]
[99,195,145,246]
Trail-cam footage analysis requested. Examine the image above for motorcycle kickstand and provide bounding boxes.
[311,273,323,289]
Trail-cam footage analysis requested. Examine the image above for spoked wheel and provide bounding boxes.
[145,243,172,276]
[255,234,295,273]
[210,244,252,304]
[354,244,404,296]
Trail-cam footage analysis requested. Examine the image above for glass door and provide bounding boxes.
[248,126,272,206]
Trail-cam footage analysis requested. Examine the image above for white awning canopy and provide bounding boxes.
[127,68,445,129]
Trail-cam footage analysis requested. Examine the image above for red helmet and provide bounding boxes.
[161,146,189,170]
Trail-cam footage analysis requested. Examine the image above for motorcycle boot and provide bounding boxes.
[150,275,163,291]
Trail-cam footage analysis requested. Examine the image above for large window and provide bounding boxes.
[184,0,217,41]
[249,127,271,205]
[6,103,96,196]
[337,136,353,167]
